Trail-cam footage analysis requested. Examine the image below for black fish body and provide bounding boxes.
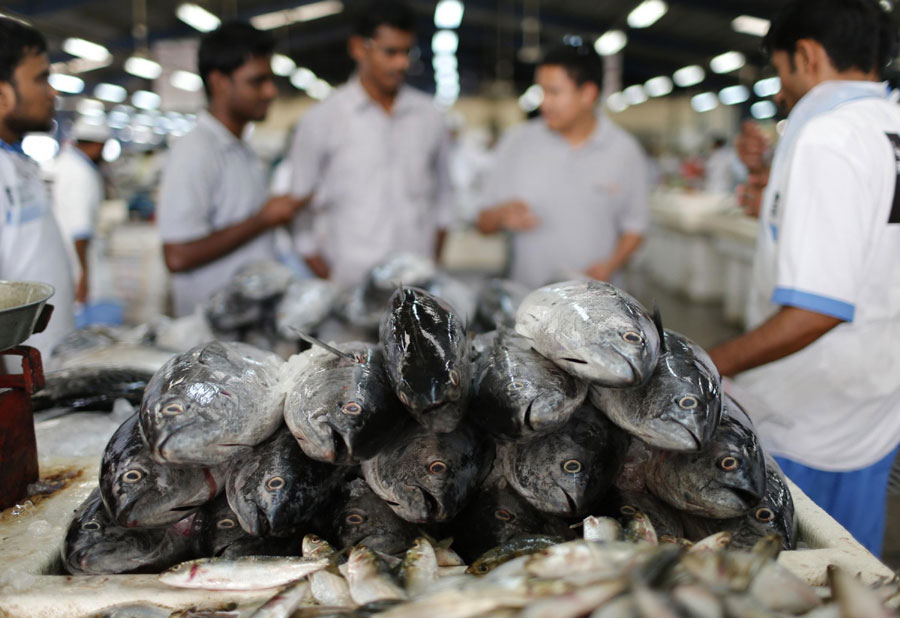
[201,495,303,558]
[333,479,418,555]
[32,367,154,412]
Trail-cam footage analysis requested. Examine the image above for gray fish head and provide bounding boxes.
[336,481,415,553]
[694,417,768,517]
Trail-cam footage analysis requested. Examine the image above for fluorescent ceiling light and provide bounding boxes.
[176,3,221,32]
[710,51,745,74]
[644,76,673,97]
[62,38,111,62]
[754,76,781,97]
[170,70,203,92]
[102,138,122,163]
[76,98,105,116]
[307,79,333,100]
[691,92,719,113]
[594,30,627,56]
[290,67,317,90]
[433,54,458,73]
[624,85,648,105]
[251,1,343,30]
[436,73,460,88]
[751,100,777,119]
[21,135,59,163]
[732,15,770,37]
[107,109,130,129]
[719,84,750,105]
[518,84,543,112]
[627,0,668,28]
[48,74,84,94]
[606,92,628,113]
[434,0,464,29]
[125,56,162,80]
[432,30,459,55]
[132,90,161,111]
[436,81,460,98]
[271,54,296,77]
[673,64,704,87]
[94,83,127,103]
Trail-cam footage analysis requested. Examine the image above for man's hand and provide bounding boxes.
[304,254,330,279]
[75,275,88,304]
[258,194,311,228]
[585,260,615,282]
[736,120,770,174]
[737,171,770,218]
[476,200,540,234]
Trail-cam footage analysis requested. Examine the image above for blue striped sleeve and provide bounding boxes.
[771,287,855,322]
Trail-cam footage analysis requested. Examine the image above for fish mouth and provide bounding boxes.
[651,419,702,451]
[417,486,445,521]
[557,486,578,517]
[522,399,536,433]
[152,421,198,462]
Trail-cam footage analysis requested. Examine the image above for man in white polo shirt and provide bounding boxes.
[476,45,649,289]
[709,0,900,555]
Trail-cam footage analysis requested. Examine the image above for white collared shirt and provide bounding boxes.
[52,143,103,280]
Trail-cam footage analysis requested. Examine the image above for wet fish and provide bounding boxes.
[275,279,340,338]
[63,488,202,575]
[225,427,346,537]
[282,341,403,464]
[48,343,177,374]
[232,259,296,301]
[333,479,417,556]
[401,537,440,596]
[201,496,302,559]
[204,285,265,332]
[346,546,408,605]
[160,555,329,590]
[515,280,660,386]
[250,581,311,618]
[605,489,685,542]
[643,398,767,518]
[424,273,479,326]
[580,516,624,543]
[476,278,530,331]
[467,535,562,575]
[362,424,491,524]
[499,404,628,518]
[100,413,225,528]
[139,341,284,466]
[32,367,155,412]
[380,286,471,434]
[590,327,721,451]
[470,328,588,441]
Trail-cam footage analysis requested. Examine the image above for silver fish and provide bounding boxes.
[275,279,340,338]
[159,555,329,590]
[232,259,296,301]
[346,546,408,606]
[476,278,530,331]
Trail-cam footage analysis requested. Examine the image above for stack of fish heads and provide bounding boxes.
[470,328,588,441]
[602,489,685,542]
[275,279,340,339]
[31,366,155,412]
[475,278,530,331]
[204,285,264,332]
[591,328,722,452]
[100,413,226,528]
[644,398,768,518]
[498,403,629,519]
[514,280,661,387]
[333,478,418,556]
[63,488,203,575]
[682,455,797,550]
[283,341,404,465]
[139,341,284,466]
[201,495,302,559]
[448,476,575,562]
[361,423,492,524]
[225,426,347,537]
[379,286,471,434]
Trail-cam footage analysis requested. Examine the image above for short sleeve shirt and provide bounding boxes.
[52,144,103,278]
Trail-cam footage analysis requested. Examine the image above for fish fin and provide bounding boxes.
[652,303,666,353]
[287,327,363,363]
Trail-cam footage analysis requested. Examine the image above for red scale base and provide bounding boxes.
[0,346,44,511]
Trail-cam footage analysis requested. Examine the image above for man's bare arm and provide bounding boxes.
[585,233,644,282]
[74,238,89,303]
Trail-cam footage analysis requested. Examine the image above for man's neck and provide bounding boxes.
[559,112,598,148]
[359,73,397,113]
[207,104,246,139]
[0,125,22,145]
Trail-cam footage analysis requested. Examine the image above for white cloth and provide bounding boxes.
[287,77,454,287]
[478,116,649,289]
[737,80,900,471]
[157,111,278,317]
[0,143,75,358]
[704,146,737,194]
[51,144,103,281]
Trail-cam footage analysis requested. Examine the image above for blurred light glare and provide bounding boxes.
[751,100,777,119]
[710,51,746,74]
[307,79,333,100]
[433,53,458,73]
[627,0,668,28]
[76,98,105,116]
[606,92,628,113]
[125,56,162,80]
[776,119,787,135]
[518,84,543,112]
[107,110,130,129]
[754,76,781,97]
[176,3,221,32]
[624,84,648,105]
[432,30,459,55]
[719,84,750,105]
[732,15,770,37]
[691,92,719,113]
[101,138,121,163]
[251,1,343,30]
[21,135,59,162]
[644,76,673,97]
[170,70,203,92]
[49,74,84,94]
[62,38,111,62]
[290,67,317,90]
[594,30,627,56]
[94,83,127,103]
[271,54,296,76]
[673,65,705,88]
[434,0,464,29]
[132,90,161,111]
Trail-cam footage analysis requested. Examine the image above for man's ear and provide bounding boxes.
[580,81,600,106]
[0,81,17,119]
[206,70,229,99]
[794,39,821,75]
[348,35,366,63]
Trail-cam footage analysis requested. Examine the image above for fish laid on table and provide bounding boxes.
[590,326,721,451]
[604,489,685,542]
[333,479,418,556]
[63,488,203,575]
[467,534,562,575]
[201,496,302,559]
[499,404,628,518]
[302,535,355,608]
[475,278,530,331]
[100,413,226,528]
[470,328,588,441]
[380,286,471,434]
[401,537,440,597]
[139,341,284,466]
[515,280,660,387]
[204,285,264,332]
[362,423,491,524]
[225,427,346,537]
[275,279,340,339]
[345,545,409,606]
[282,340,403,465]
[48,343,177,374]
[231,259,296,301]
[31,367,155,412]
[159,555,329,590]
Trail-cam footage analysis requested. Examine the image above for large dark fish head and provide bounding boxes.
[334,479,417,555]
[362,424,489,523]
[731,456,796,549]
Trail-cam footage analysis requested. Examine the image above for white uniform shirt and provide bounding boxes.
[52,143,103,280]
[737,82,900,471]
[288,78,454,287]
[157,111,277,317]
[479,116,649,289]
[0,142,75,358]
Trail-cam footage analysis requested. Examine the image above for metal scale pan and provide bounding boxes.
[0,280,55,351]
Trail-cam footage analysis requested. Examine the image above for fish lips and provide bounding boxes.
[113,495,199,529]
[408,400,466,434]
[635,416,705,452]
[558,347,654,387]
[518,392,579,435]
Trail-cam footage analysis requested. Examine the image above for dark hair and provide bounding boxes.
[0,17,47,84]
[764,0,898,76]
[198,21,275,96]
[539,44,604,90]
[354,0,416,38]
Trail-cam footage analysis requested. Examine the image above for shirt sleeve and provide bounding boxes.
[617,138,650,234]
[52,157,99,240]
[770,124,869,322]
[156,137,217,244]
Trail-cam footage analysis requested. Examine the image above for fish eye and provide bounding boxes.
[620,505,637,516]
[755,508,775,522]
[719,456,740,471]
[121,470,143,483]
[622,331,643,344]
[345,511,366,525]
[398,391,410,407]
[428,460,449,474]
[508,380,526,391]
[217,518,236,529]
[562,459,582,474]
[342,402,363,416]
[494,509,515,522]
[162,403,184,416]
[266,476,286,491]
[449,369,460,386]
[82,521,101,531]
[678,395,699,410]
[476,563,490,574]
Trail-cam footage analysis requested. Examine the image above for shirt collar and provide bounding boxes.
[197,109,247,148]
[347,75,417,115]
[0,138,25,155]
[541,112,612,149]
